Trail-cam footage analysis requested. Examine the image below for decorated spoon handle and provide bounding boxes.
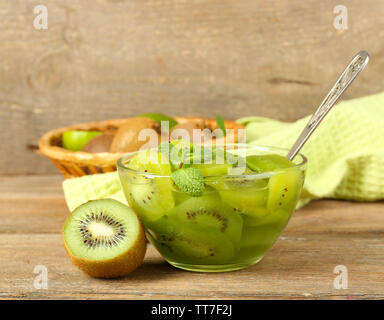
[286,51,370,161]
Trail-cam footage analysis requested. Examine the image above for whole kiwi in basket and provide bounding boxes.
[109,118,161,153]
[82,132,114,153]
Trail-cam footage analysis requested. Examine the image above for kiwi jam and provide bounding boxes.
[118,144,306,272]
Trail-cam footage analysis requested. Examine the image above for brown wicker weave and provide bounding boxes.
[39,117,245,179]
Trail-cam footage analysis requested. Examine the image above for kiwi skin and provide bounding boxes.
[62,200,147,279]
[82,133,114,153]
[110,118,160,153]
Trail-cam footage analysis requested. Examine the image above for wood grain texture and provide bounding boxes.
[1,0,384,174]
[0,175,384,299]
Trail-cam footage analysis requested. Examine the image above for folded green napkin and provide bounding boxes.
[63,171,126,212]
[63,92,384,211]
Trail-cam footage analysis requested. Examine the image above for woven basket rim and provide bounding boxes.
[39,116,244,166]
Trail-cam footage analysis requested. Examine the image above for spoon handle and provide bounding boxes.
[286,51,370,161]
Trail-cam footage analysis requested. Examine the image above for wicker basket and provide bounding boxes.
[39,117,245,179]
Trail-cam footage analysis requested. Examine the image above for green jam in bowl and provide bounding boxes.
[117,143,306,272]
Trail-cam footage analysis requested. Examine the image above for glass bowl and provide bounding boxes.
[117,144,306,272]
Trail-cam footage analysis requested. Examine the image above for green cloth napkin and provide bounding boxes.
[63,92,384,211]
[63,171,126,212]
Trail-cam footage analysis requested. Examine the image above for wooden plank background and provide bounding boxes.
[1,0,384,174]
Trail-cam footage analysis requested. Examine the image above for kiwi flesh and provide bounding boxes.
[168,194,243,245]
[240,224,280,249]
[209,176,269,217]
[267,168,303,212]
[127,149,173,175]
[173,189,191,205]
[192,162,232,176]
[152,225,235,265]
[213,154,299,217]
[143,213,236,264]
[246,154,295,173]
[121,150,175,222]
[243,209,290,227]
[121,176,175,223]
[62,199,147,278]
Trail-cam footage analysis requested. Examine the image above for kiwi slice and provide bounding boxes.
[170,180,216,206]
[209,176,269,217]
[192,162,232,176]
[246,154,295,173]
[243,209,290,227]
[267,167,303,212]
[168,194,243,245]
[122,176,175,223]
[62,131,102,151]
[173,189,191,205]
[144,195,238,264]
[128,149,173,175]
[122,150,175,222]
[154,226,235,265]
[240,224,280,249]
[62,199,147,278]
[145,214,177,236]
[211,154,298,217]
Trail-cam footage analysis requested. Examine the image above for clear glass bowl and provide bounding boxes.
[117,145,306,272]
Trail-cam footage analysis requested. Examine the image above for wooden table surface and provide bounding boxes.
[1,175,384,300]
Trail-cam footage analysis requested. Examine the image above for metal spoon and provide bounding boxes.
[286,51,369,160]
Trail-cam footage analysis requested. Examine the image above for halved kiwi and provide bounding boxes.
[62,199,147,278]
[168,194,243,245]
